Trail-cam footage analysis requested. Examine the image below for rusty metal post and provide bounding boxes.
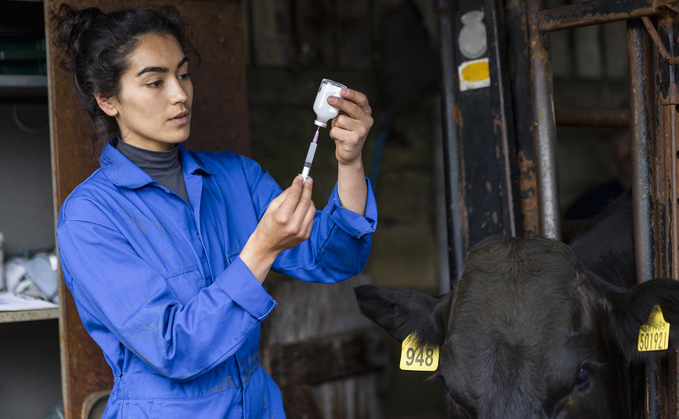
[527,0,561,240]
[538,0,663,32]
[484,0,520,239]
[435,0,466,282]
[653,12,679,418]
[628,19,655,285]
[505,0,540,238]
[628,17,661,419]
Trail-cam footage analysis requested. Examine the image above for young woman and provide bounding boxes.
[51,5,376,419]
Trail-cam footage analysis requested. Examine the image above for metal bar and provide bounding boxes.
[538,0,662,32]
[627,18,659,419]
[506,0,540,238]
[642,16,679,65]
[528,0,561,240]
[653,13,679,417]
[435,0,466,282]
[485,0,519,238]
[554,107,630,127]
[628,18,655,287]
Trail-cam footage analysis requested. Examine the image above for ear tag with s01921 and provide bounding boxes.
[400,332,439,371]
[638,304,670,352]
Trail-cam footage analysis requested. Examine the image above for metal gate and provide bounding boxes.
[435,0,679,417]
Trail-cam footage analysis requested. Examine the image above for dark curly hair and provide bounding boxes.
[50,4,200,158]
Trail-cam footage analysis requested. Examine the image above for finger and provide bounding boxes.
[301,200,316,239]
[275,176,305,221]
[265,188,289,212]
[329,125,365,147]
[340,88,372,115]
[328,92,371,122]
[332,113,369,134]
[290,177,314,226]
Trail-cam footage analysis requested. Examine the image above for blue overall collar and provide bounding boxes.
[100,138,212,189]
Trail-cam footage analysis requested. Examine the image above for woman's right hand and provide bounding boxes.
[239,176,316,283]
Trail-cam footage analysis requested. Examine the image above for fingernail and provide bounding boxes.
[307,177,313,185]
[341,89,349,96]
[328,96,338,104]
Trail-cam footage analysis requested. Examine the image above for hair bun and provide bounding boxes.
[51,4,104,71]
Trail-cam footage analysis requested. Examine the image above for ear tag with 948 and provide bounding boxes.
[400,332,439,371]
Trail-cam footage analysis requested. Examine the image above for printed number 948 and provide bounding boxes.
[405,347,435,367]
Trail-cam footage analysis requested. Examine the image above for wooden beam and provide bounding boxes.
[261,330,388,387]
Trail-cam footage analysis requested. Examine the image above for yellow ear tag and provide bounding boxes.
[400,333,439,371]
[638,304,670,352]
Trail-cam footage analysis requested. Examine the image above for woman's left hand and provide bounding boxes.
[328,88,374,166]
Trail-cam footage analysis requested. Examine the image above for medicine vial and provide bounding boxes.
[313,79,347,128]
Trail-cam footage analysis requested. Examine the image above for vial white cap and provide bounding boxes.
[314,120,327,128]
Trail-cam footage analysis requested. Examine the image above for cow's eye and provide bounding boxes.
[575,367,590,388]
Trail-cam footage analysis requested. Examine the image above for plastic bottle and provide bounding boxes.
[313,79,347,128]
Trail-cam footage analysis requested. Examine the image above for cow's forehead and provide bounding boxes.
[441,237,600,411]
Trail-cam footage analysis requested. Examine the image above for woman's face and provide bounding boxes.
[99,33,193,151]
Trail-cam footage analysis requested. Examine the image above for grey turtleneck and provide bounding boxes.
[115,139,190,204]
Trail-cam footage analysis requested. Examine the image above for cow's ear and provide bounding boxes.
[354,285,447,347]
[608,279,679,363]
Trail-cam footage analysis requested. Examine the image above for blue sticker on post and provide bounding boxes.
[400,332,439,371]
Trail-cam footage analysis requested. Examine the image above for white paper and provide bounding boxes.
[0,291,58,311]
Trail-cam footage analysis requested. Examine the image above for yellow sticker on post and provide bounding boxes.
[400,333,439,371]
[638,304,670,352]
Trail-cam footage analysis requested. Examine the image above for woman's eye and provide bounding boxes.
[178,73,190,80]
[147,80,163,88]
[575,367,590,388]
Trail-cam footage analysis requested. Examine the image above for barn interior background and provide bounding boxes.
[0,0,631,418]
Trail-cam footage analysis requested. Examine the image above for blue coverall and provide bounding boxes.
[56,140,377,418]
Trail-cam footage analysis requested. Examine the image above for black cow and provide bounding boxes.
[355,193,679,418]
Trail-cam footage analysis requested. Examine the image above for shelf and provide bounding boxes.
[0,307,58,323]
[0,74,47,98]
[0,292,59,323]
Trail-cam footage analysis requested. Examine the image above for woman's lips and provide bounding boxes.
[169,111,190,125]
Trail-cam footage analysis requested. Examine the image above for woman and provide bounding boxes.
[51,5,376,419]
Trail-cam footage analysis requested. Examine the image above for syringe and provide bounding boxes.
[300,127,320,181]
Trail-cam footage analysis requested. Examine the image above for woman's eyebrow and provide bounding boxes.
[135,57,188,77]
[136,66,168,77]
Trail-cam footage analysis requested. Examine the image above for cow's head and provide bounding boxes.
[355,236,679,419]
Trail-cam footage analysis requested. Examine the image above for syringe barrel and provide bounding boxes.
[304,142,317,164]
[300,141,318,180]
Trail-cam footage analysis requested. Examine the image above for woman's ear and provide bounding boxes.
[95,93,118,117]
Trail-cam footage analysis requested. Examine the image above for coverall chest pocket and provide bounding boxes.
[163,266,203,305]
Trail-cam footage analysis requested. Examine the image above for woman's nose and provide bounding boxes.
[169,79,189,104]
